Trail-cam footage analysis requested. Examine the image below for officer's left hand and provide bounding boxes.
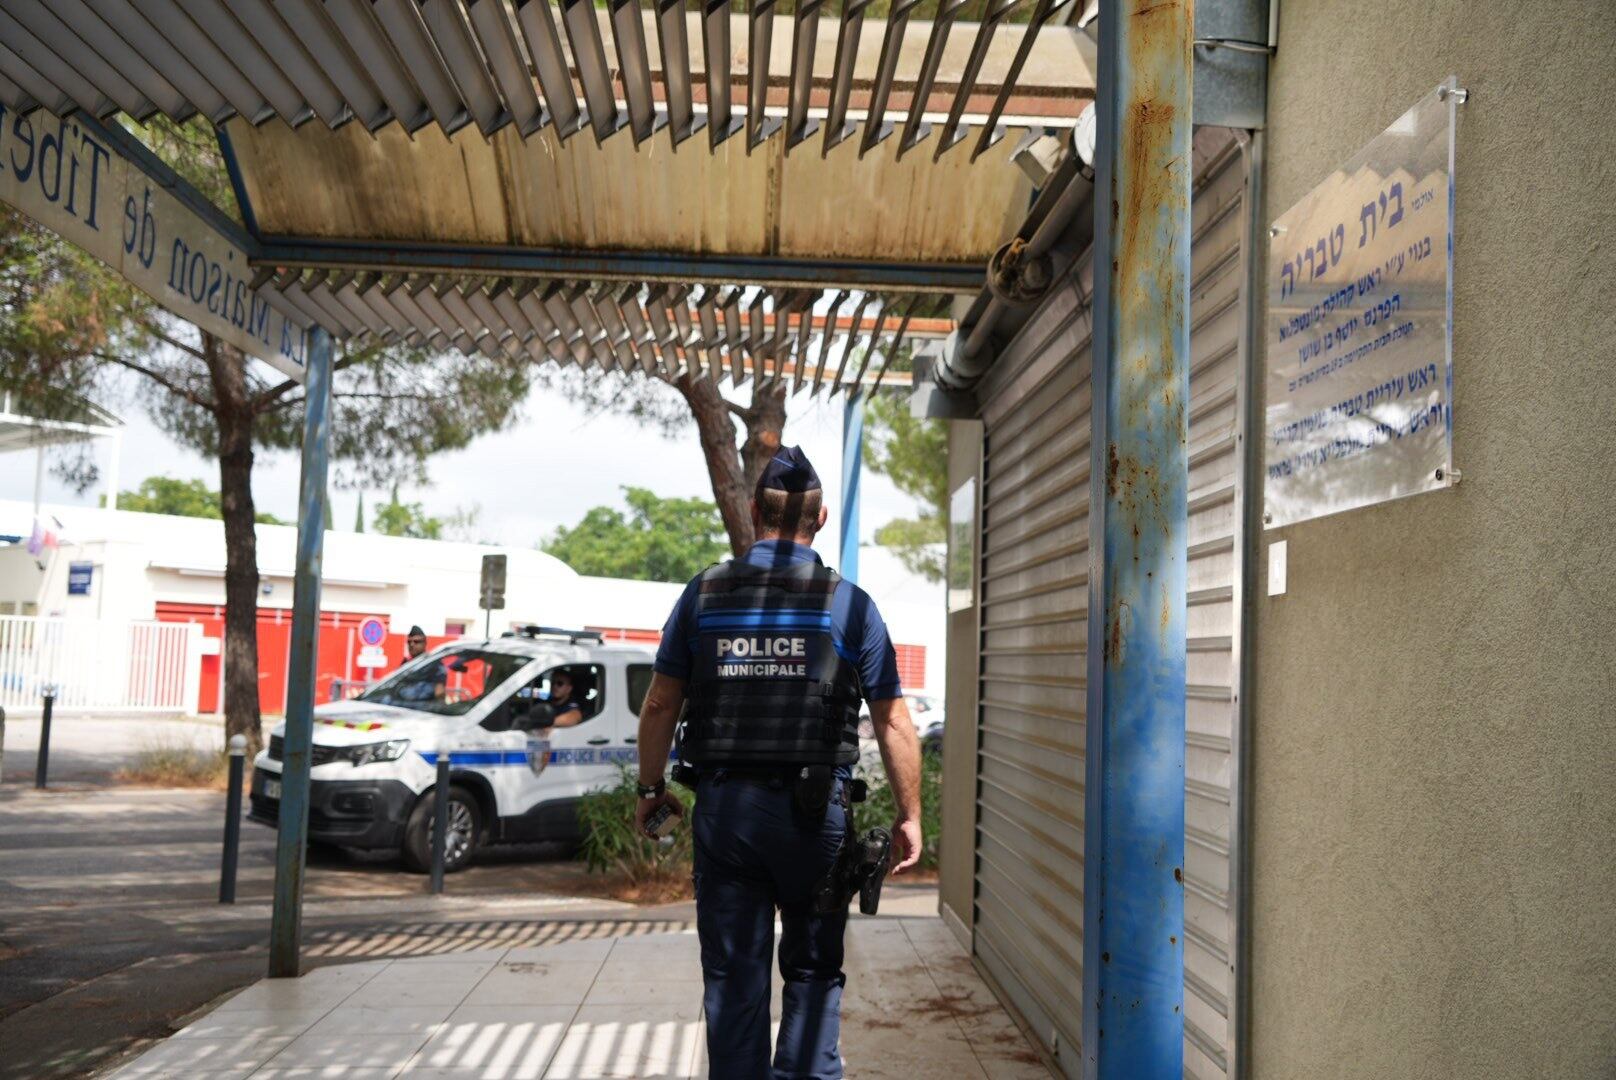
[635,791,684,838]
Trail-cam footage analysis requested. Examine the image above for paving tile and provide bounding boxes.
[407,1004,576,1076]
[344,977,483,1008]
[580,979,704,1008]
[171,1006,335,1041]
[260,1031,434,1071]
[250,1069,402,1079]
[541,1006,703,1079]
[460,969,596,1007]
[363,961,498,984]
[305,1003,457,1037]
[216,981,356,1013]
[110,1034,295,1076]
[501,940,612,964]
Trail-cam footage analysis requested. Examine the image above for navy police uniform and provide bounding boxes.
[655,447,902,1080]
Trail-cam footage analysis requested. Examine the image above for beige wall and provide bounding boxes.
[1252,3,1616,1077]
[938,419,983,943]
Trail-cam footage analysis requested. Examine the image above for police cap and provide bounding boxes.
[757,446,822,494]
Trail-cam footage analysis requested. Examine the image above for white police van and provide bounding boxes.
[249,626,653,872]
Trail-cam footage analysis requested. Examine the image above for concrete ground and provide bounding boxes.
[0,711,226,787]
[103,917,1051,1079]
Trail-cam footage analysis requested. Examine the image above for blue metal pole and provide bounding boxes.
[268,325,333,979]
[839,392,864,584]
[1081,0,1191,1075]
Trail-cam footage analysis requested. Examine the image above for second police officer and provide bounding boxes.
[633,446,922,1080]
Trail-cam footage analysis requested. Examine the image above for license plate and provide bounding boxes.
[264,778,281,800]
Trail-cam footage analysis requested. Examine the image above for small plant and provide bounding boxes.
[115,733,229,789]
[854,750,943,871]
[576,765,695,891]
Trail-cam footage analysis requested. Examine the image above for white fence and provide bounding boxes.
[0,616,201,715]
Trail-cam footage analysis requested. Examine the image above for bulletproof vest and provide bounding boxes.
[681,559,863,767]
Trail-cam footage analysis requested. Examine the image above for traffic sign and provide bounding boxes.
[357,645,388,669]
[359,617,387,647]
[480,554,507,610]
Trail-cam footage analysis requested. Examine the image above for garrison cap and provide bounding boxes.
[407,625,425,637]
[757,446,822,493]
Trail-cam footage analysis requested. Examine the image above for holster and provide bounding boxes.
[792,765,836,819]
[812,779,890,916]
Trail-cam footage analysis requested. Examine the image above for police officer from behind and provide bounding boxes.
[633,446,922,1080]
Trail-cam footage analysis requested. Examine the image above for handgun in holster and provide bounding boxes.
[812,778,891,916]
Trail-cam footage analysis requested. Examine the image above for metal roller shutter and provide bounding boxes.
[968,130,1248,1080]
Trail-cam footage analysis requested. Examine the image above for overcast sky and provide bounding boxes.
[2,366,919,555]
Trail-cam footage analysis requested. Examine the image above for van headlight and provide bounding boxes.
[341,739,410,767]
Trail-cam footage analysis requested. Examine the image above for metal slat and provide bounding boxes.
[559,0,625,144]
[701,0,742,148]
[273,271,341,334]
[831,297,888,395]
[744,293,766,384]
[435,279,501,358]
[488,279,537,341]
[853,294,916,386]
[463,283,517,350]
[372,0,471,134]
[783,0,824,152]
[655,0,703,148]
[820,0,870,157]
[225,0,350,127]
[790,295,816,391]
[86,0,232,121]
[539,282,590,364]
[566,283,614,368]
[802,290,847,394]
[351,273,419,342]
[745,0,782,152]
[970,0,1073,161]
[381,275,448,346]
[465,0,546,136]
[322,0,429,132]
[513,0,584,140]
[420,0,507,135]
[42,0,191,119]
[408,276,473,352]
[302,273,366,337]
[857,0,919,158]
[895,0,970,160]
[0,41,72,115]
[696,288,721,381]
[719,289,744,383]
[5,0,155,119]
[513,280,571,363]
[0,67,32,112]
[329,273,393,339]
[174,0,312,124]
[613,286,659,375]
[128,0,272,122]
[933,0,1022,159]
[0,9,115,118]
[591,285,636,370]
[814,292,865,396]
[274,0,390,130]
[608,0,664,146]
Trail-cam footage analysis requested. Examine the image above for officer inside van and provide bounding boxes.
[544,668,587,728]
[632,446,922,1079]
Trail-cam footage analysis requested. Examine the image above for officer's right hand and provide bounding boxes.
[889,816,922,875]
[635,791,684,838]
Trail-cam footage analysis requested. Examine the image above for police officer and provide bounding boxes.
[633,446,922,1080]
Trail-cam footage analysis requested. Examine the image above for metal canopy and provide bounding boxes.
[0,1,1091,151]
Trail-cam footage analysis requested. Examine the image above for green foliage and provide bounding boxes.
[854,750,944,871]
[577,766,696,886]
[863,392,949,583]
[543,486,728,582]
[372,489,443,540]
[109,476,285,524]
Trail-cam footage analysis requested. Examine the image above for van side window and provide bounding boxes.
[507,663,607,726]
[626,664,654,715]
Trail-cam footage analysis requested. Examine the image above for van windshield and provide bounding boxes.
[359,648,530,716]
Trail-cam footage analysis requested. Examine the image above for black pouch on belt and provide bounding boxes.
[792,764,836,819]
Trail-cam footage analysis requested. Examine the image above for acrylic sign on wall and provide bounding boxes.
[1264,77,1463,528]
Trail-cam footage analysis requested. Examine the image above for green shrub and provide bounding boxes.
[854,750,943,871]
[576,766,695,887]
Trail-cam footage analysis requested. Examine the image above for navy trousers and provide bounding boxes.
[693,774,849,1080]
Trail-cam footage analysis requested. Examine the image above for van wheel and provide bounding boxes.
[403,785,481,874]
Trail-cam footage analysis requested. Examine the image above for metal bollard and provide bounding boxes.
[34,688,55,789]
[430,755,450,894]
[220,734,247,904]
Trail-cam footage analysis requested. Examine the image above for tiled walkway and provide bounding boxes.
[106,917,1052,1079]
